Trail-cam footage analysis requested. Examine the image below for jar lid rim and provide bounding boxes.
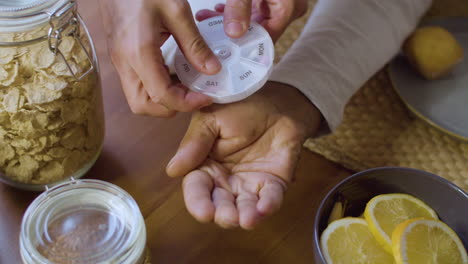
[0,0,71,32]
[43,178,127,193]
[20,179,147,263]
[0,0,54,14]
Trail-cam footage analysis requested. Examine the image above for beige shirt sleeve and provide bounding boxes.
[269,0,432,131]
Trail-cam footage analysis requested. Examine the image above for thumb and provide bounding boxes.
[166,113,218,178]
[162,3,221,75]
[224,0,253,38]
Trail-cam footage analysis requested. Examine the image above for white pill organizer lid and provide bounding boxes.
[175,16,274,104]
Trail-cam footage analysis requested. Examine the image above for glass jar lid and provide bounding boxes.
[0,0,69,32]
[0,0,95,80]
[0,0,57,12]
[20,179,147,264]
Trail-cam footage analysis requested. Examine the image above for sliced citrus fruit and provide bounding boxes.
[364,193,438,253]
[392,218,468,264]
[320,217,394,264]
[327,201,345,224]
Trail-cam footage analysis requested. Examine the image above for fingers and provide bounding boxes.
[196,4,225,21]
[182,169,287,229]
[236,191,261,230]
[110,0,216,115]
[257,3,292,42]
[224,0,253,38]
[114,61,176,117]
[215,4,225,13]
[134,32,212,112]
[166,114,218,178]
[260,0,308,42]
[236,179,286,229]
[195,9,222,22]
[183,170,215,223]
[200,159,233,193]
[262,17,291,42]
[162,1,221,75]
[257,181,285,216]
[150,83,213,113]
[125,35,212,114]
[213,187,238,228]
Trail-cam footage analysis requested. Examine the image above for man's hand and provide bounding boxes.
[196,0,309,41]
[166,82,322,229]
[99,0,222,117]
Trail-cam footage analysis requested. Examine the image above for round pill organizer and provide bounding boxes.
[175,16,274,104]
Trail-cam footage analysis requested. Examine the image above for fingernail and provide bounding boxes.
[205,55,221,73]
[201,100,213,108]
[167,155,177,173]
[226,21,244,37]
[214,4,225,13]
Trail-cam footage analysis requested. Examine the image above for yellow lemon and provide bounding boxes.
[327,201,345,224]
[403,26,464,80]
[364,193,438,253]
[320,217,394,264]
[392,218,468,264]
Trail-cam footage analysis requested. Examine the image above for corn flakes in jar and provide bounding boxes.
[0,0,104,191]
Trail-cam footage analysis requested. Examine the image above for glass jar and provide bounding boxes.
[20,179,150,264]
[0,0,105,191]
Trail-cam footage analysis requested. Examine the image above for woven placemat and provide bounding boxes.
[275,0,468,191]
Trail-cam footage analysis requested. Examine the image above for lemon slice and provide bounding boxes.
[364,193,438,253]
[320,217,394,264]
[392,218,468,264]
[327,201,345,224]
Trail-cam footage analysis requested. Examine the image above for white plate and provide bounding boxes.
[389,17,468,141]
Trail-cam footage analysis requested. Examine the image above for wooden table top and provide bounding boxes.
[0,1,351,263]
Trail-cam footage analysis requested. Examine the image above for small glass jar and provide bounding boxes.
[0,0,105,191]
[20,179,150,264]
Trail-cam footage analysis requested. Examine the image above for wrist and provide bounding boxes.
[259,81,323,139]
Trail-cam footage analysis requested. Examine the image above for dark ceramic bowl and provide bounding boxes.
[313,167,468,264]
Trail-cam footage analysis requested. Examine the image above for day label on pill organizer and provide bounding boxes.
[175,16,274,104]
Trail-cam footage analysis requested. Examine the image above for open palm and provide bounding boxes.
[166,82,321,229]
